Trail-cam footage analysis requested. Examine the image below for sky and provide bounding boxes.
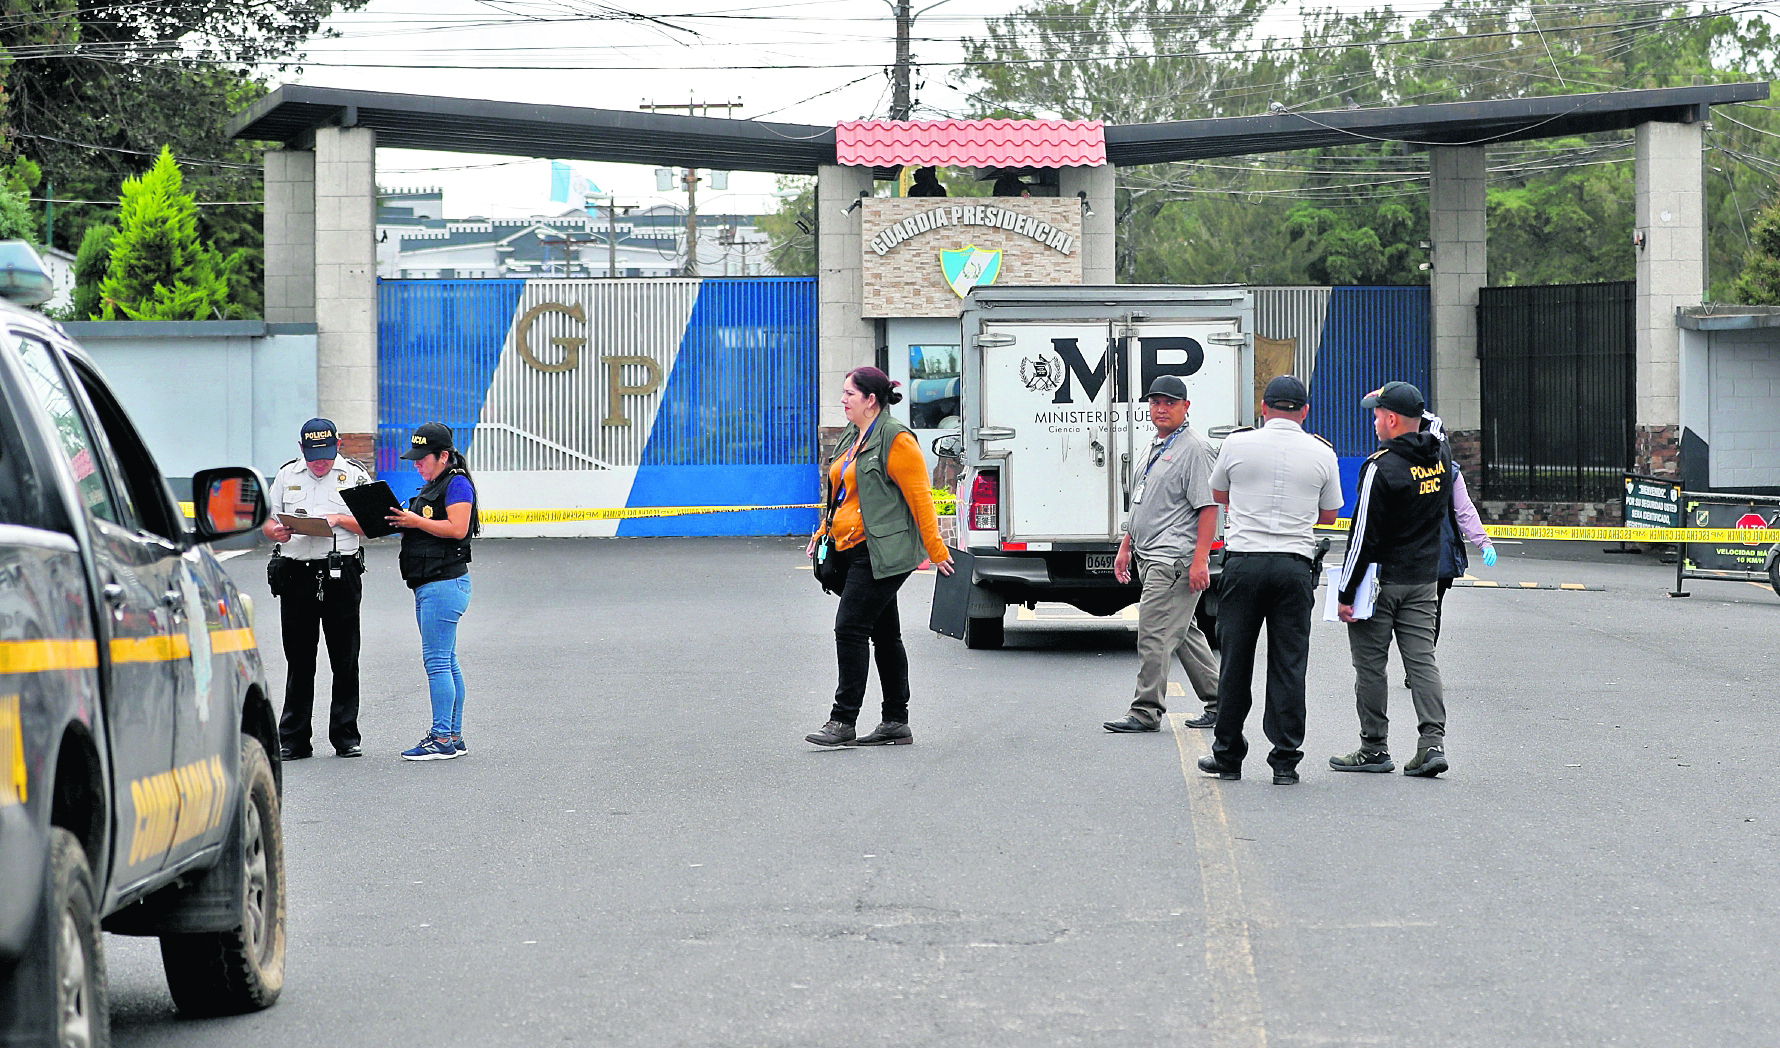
[286,0,1028,218]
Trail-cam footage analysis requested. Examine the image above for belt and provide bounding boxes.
[1223,551,1313,566]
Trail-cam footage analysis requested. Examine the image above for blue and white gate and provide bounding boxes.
[378,277,819,537]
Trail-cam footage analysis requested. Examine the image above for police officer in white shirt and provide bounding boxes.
[1195,376,1343,785]
[262,418,372,759]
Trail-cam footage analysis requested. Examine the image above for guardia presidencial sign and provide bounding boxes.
[860,197,1084,318]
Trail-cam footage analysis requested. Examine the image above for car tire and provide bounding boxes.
[41,827,110,1048]
[1770,551,1780,599]
[159,736,285,1017]
[964,614,1004,650]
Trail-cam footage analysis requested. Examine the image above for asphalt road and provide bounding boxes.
[104,537,1780,1047]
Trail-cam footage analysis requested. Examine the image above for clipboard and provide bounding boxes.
[276,513,335,537]
[340,481,405,539]
[928,547,976,639]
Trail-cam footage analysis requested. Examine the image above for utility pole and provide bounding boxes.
[892,0,913,121]
[682,169,700,278]
[606,196,618,278]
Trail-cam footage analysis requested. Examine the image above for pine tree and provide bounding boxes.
[98,147,231,320]
[70,224,117,320]
[1731,194,1780,305]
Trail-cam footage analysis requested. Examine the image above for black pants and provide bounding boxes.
[1211,553,1315,773]
[276,558,362,754]
[829,544,912,726]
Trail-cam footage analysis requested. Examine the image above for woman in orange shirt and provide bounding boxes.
[805,367,954,747]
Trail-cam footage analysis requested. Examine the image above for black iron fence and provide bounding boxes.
[1478,281,1635,502]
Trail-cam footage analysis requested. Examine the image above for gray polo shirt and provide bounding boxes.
[1209,417,1343,559]
[1125,424,1217,562]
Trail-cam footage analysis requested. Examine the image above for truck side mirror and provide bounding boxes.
[191,467,269,541]
[931,433,964,460]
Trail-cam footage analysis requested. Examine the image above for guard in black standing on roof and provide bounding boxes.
[1195,376,1344,785]
[263,417,371,759]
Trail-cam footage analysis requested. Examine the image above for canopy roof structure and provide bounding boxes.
[231,82,1767,174]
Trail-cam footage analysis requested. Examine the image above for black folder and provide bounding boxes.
[928,547,976,639]
[340,481,405,539]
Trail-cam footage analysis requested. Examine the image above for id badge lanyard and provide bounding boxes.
[1130,429,1182,505]
[834,418,878,506]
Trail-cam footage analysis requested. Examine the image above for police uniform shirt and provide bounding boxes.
[1209,417,1343,559]
[268,457,372,560]
[1125,424,1217,562]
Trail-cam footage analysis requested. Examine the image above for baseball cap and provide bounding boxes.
[400,421,455,460]
[1145,375,1190,401]
[1360,381,1424,416]
[299,418,339,462]
[1262,375,1308,409]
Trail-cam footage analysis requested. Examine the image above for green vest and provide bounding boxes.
[831,413,927,578]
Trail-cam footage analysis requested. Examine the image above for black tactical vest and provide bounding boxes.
[398,469,475,588]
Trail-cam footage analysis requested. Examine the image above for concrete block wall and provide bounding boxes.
[1707,329,1780,488]
[314,126,379,459]
[263,149,315,325]
[860,198,1081,317]
[1059,164,1115,284]
[817,164,876,432]
[1429,145,1486,433]
[1634,120,1703,475]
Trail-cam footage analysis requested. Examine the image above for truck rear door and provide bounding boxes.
[1110,320,1246,515]
[977,320,1121,544]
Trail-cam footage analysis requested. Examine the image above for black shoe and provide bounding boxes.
[335,745,362,758]
[854,721,913,746]
[280,746,312,761]
[1103,714,1160,733]
[1403,746,1448,777]
[1272,768,1300,785]
[1196,754,1240,780]
[805,720,856,747]
[1181,708,1218,729]
[1329,748,1394,773]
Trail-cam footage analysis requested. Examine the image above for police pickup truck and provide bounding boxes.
[935,286,1253,648]
[0,245,282,1046]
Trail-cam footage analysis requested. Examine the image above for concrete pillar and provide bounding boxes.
[1633,119,1703,477]
[1059,163,1116,284]
[817,164,876,433]
[1428,146,1487,463]
[263,148,314,325]
[314,126,378,462]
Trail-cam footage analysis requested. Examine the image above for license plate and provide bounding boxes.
[1086,553,1115,573]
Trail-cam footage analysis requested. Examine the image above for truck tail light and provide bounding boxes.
[969,471,999,531]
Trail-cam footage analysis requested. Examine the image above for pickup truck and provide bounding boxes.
[0,244,282,1047]
[937,286,1253,648]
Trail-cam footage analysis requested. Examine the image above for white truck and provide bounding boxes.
[934,286,1254,649]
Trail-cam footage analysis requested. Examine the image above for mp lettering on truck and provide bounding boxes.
[1041,336,1208,404]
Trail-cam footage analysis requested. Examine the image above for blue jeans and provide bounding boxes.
[414,575,471,736]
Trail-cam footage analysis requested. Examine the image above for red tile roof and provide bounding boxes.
[835,119,1106,168]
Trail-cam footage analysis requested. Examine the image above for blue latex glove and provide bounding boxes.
[1482,545,1497,567]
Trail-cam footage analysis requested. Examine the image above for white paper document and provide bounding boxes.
[1323,564,1379,622]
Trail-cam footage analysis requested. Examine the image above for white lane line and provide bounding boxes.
[214,549,251,562]
[1169,713,1268,1048]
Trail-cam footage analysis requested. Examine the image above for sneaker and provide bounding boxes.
[853,722,913,746]
[1181,708,1218,729]
[1328,748,1395,773]
[805,720,856,747]
[1403,746,1448,777]
[453,734,467,754]
[401,734,460,761]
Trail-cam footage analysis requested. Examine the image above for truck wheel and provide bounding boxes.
[1770,553,1780,599]
[45,827,109,1048]
[159,736,285,1016]
[964,614,1004,650]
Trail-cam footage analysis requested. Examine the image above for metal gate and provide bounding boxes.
[1478,282,1634,502]
[377,277,818,536]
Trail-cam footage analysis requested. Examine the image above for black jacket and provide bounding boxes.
[1337,431,1453,604]
[398,468,475,589]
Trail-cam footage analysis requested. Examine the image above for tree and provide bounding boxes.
[1730,193,1780,304]
[0,158,42,243]
[68,222,114,320]
[98,147,231,321]
[757,176,817,276]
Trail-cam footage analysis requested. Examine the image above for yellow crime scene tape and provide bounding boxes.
[1316,519,1780,543]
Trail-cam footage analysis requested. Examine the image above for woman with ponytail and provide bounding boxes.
[386,422,481,761]
[804,367,954,748]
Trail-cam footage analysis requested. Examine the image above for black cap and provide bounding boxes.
[400,421,454,460]
[1262,375,1308,409]
[1145,375,1190,401]
[1361,381,1424,416]
[299,418,339,462]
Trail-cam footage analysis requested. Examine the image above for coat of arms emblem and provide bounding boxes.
[940,246,1002,298]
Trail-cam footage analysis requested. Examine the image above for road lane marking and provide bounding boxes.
[1169,713,1268,1048]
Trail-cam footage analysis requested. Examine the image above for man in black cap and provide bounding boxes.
[1104,375,1222,733]
[263,418,372,759]
[1196,375,1343,784]
[1329,380,1454,778]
